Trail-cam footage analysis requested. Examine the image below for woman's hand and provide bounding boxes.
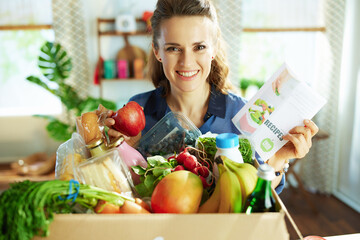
[272,68,290,95]
[104,110,122,139]
[276,119,319,160]
[267,119,319,189]
[104,110,141,146]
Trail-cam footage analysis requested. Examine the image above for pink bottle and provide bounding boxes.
[117,141,147,185]
[117,60,128,79]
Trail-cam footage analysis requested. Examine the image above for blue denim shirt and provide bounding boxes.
[129,86,285,194]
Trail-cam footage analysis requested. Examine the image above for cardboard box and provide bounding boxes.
[33,193,292,240]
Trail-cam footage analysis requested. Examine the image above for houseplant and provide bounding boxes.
[26,41,116,142]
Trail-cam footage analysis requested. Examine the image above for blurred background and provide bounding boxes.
[0,0,359,237]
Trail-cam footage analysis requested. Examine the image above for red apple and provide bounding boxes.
[111,101,145,136]
[151,170,203,213]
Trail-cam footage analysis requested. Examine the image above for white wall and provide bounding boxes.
[0,116,60,163]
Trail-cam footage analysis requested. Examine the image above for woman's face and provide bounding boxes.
[153,16,217,94]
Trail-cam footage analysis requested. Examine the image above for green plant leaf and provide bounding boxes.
[33,114,57,121]
[144,175,156,191]
[147,156,167,167]
[78,97,117,115]
[25,41,117,143]
[45,119,74,142]
[26,76,57,95]
[131,166,146,176]
[38,41,72,81]
[254,80,264,88]
[57,83,83,112]
[134,183,151,197]
[239,78,251,90]
[153,167,166,177]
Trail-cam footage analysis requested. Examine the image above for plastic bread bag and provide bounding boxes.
[55,132,90,181]
[76,104,111,147]
[76,149,135,198]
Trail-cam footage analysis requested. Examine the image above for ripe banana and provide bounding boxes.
[221,156,258,212]
[217,164,242,213]
[198,179,221,213]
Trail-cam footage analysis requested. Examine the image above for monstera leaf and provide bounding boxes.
[26,41,116,142]
[38,41,72,82]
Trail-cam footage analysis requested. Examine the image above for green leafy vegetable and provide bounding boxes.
[131,155,178,197]
[197,137,253,164]
[0,180,132,240]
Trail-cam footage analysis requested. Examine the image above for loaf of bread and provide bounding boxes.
[77,112,103,145]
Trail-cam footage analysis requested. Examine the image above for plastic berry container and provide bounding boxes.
[135,112,202,157]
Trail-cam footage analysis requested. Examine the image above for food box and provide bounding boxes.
[39,112,296,240]
[135,112,202,157]
[32,192,292,240]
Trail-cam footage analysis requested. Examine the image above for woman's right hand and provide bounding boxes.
[104,110,141,146]
[104,110,122,139]
[272,68,290,95]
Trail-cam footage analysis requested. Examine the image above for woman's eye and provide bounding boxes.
[196,45,206,51]
[166,47,181,52]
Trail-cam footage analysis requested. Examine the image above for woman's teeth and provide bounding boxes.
[177,71,198,77]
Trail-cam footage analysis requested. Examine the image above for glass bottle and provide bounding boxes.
[214,133,243,163]
[244,163,277,214]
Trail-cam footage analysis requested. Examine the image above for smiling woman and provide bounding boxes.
[101,0,322,195]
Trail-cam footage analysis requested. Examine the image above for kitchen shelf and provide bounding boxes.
[96,18,151,98]
[99,31,149,36]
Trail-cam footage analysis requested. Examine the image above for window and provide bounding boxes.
[238,0,326,99]
[0,0,61,117]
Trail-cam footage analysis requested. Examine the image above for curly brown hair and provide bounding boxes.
[147,0,235,96]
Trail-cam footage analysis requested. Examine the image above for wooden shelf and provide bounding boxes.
[100,78,148,81]
[98,30,149,36]
[98,18,143,23]
[243,27,326,32]
[0,24,52,31]
[96,18,151,98]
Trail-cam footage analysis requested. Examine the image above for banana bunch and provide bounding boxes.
[198,156,258,213]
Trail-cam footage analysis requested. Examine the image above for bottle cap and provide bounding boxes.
[108,136,125,148]
[216,133,239,149]
[258,164,276,181]
[86,138,104,150]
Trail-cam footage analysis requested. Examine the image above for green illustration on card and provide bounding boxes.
[260,138,274,152]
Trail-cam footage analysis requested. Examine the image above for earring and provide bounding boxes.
[211,56,214,60]
[158,58,162,62]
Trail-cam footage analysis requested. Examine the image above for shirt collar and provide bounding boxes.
[144,85,226,119]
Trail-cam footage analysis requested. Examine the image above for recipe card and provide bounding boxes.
[232,63,327,161]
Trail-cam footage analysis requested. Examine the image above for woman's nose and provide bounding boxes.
[179,51,195,67]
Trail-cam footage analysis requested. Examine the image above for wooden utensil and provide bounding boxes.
[117,35,147,78]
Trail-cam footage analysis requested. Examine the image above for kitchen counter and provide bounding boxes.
[0,162,55,191]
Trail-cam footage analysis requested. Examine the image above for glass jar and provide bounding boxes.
[86,138,108,157]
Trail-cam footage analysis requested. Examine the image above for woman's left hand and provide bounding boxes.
[275,119,319,160]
